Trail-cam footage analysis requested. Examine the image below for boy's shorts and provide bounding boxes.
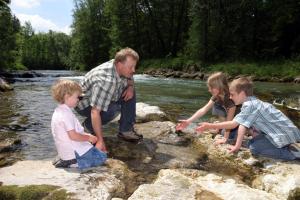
[75,147,107,170]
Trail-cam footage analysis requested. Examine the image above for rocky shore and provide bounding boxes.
[142,68,300,84]
[0,103,299,200]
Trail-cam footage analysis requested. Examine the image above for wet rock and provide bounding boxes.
[128,169,280,200]
[190,133,261,183]
[133,121,202,169]
[280,76,294,82]
[0,71,44,79]
[111,102,167,123]
[0,132,21,153]
[105,136,157,161]
[134,121,189,146]
[0,78,13,92]
[0,159,138,200]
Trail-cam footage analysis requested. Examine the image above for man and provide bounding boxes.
[75,48,142,153]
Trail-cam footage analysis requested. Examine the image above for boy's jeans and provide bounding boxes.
[248,133,296,160]
[77,92,136,134]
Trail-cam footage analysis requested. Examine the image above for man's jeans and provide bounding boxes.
[76,92,136,134]
[248,133,296,160]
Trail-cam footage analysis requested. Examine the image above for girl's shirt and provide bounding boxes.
[210,93,235,111]
[51,104,92,160]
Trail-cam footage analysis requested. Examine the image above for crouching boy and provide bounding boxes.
[196,77,300,160]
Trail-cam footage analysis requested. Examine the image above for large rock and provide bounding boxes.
[252,162,300,200]
[136,102,167,122]
[111,102,167,123]
[0,159,137,200]
[128,169,280,200]
[0,78,13,92]
[181,128,300,199]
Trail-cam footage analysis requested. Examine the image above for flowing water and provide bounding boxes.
[1,70,299,162]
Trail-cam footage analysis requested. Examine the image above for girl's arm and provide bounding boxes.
[67,130,97,144]
[176,100,214,130]
[222,106,236,140]
[188,100,215,122]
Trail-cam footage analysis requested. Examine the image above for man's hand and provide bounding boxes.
[227,145,240,153]
[122,86,134,101]
[176,120,190,131]
[95,140,108,153]
[196,122,212,133]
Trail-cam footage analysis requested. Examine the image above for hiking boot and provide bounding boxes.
[117,130,143,142]
[289,143,300,159]
[83,120,94,134]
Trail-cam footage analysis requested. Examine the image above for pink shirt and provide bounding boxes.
[51,104,92,160]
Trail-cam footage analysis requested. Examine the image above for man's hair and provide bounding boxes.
[230,77,253,96]
[51,79,82,104]
[114,47,139,64]
[207,72,229,95]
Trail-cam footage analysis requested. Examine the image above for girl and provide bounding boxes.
[51,79,107,169]
[176,72,238,144]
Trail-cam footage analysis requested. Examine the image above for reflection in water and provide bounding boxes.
[0,71,299,161]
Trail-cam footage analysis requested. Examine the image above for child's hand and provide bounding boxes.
[227,145,240,153]
[88,134,98,144]
[195,122,211,133]
[176,120,190,131]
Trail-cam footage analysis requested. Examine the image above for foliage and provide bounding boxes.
[0,1,20,71]
[1,0,300,76]
[184,0,300,62]
[21,28,71,70]
[70,0,111,70]
[139,57,198,71]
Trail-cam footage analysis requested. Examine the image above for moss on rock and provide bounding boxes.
[0,185,70,200]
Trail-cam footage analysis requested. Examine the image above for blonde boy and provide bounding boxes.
[197,77,300,160]
[51,79,107,169]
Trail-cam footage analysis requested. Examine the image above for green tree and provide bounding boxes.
[70,0,111,70]
[0,0,21,70]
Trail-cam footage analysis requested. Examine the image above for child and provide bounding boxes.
[51,79,107,169]
[176,72,238,144]
[196,77,300,160]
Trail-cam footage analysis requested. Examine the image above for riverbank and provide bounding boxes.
[138,59,300,83]
[1,105,300,200]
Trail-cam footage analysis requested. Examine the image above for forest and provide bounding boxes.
[1,0,300,77]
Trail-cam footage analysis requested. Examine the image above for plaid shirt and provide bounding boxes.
[234,96,300,148]
[77,60,128,112]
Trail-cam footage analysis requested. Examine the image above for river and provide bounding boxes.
[0,70,299,161]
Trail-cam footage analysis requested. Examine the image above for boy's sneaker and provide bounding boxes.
[288,143,300,159]
[117,130,143,142]
[53,158,77,168]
